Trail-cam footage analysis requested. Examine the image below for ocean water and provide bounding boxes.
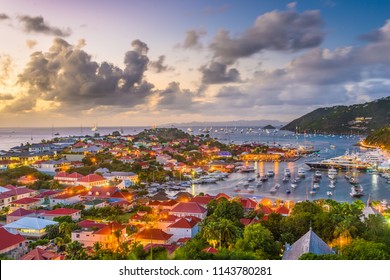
[1,126,388,203]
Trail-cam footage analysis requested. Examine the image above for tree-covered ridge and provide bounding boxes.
[364,125,390,150]
[282,96,390,134]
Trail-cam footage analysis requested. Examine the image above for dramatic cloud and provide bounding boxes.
[180,29,206,49]
[0,13,9,20]
[0,93,14,100]
[200,61,241,84]
[156,82,198,111]
[26,39,37,49]
[18,15,71,37]
[209,9,324,64]
[208,19,390,113]
[3,38,155,113]
[149,55,173,73]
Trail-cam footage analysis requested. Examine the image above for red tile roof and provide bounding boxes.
[95,222,125,235]
[240,218,253,226]
[170,202,207,214]
[0,228,25,251]
[202,247,218,254]
[67,172,84,179]
[160,200,178,207]
[7,208,35,217]
[136,228,173,241]
[54,171,69,178]
[34,190,60,198]
[78,174,106,183]
[3,187,35,196]
[275,205,290,215]
[176,237,191,243]
[238,198,257,209]
[257,205,273,215]
[190,196,214,206]
[78,220,106,230]
[168,217,199,229]
[12,197,40,205]
[19,248,63,260]
[159,214,178,222]
[42,208,80,216]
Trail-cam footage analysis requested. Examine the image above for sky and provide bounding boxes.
[1,0,390,127]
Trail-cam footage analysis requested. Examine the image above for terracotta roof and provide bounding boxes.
[67,172,84,179]
[78,174,106,183]
[202,247,218,254]
[54,171,69,178]
[78,220,106,230]
[3,184,17,190]
[275,205,290,215]
[257,205,273,215]
[12,197,40,205]
[170,202,207,214]
[168,217,199,229]
[176,237,191,243]
[259,198,273,206]
[240,218,252,226]
[148,200,161,206]
[20,248,63,260]
[3,187,35,196]
[239,198,257,209]
[7,208,35,217]
[34,190,60,198]
[95,223,124,235]
[190,196,214,206]
[136,228,173,241]
[160,200,178,207]
[0,228,25,251]
[42,208,80,216]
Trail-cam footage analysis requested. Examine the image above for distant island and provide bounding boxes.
[165,119,286,127]
[282,96,390,134]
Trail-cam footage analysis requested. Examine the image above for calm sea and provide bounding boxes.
[0,126,388,203]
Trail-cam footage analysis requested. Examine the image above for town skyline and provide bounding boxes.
[1,0,390,127]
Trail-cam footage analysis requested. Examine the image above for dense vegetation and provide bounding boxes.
[282,96,390,134]
[364,125,390,150]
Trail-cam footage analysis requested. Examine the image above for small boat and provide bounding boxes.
[260,176,269,182]
[247,177,255,182]
[350,185,364,197]
[291,183,298,189]
[314,170,322,178]
[309,189,316,195]
[312,176,320,183]
[297,168,306,178]
[282,177,289,183]
[256,181,263,188]
[313,183,320,189]
[349,177,359,185]
[329,182,336,189]
[327,191,333,196]
[328,167,337,179]
[54,132,60,136]
[248,186,255,193]
[286,189,291,194]
[266,170,275,177]
[291,178,299,184]
[243,182,249,188]
[284,168,291,177]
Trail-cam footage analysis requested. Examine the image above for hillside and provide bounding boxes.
[282,96,390,134]
[364,125,390,150]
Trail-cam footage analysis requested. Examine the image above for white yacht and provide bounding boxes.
[297,168,306,178]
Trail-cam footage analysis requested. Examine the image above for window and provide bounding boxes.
[76,234,80,238]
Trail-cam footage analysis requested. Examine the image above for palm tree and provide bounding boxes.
[218,218,242,248]
[66,241,88,260]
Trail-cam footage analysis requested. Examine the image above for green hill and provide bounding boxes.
[364,125,390,150]
[282,96,390,134]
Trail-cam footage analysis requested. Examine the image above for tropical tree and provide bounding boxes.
[235,223,281,259]
[341,239,390,260]
[65,241,88,260]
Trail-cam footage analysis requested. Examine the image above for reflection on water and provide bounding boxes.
[190,159,390,203]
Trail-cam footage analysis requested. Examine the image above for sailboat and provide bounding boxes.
[91,124,98,131]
